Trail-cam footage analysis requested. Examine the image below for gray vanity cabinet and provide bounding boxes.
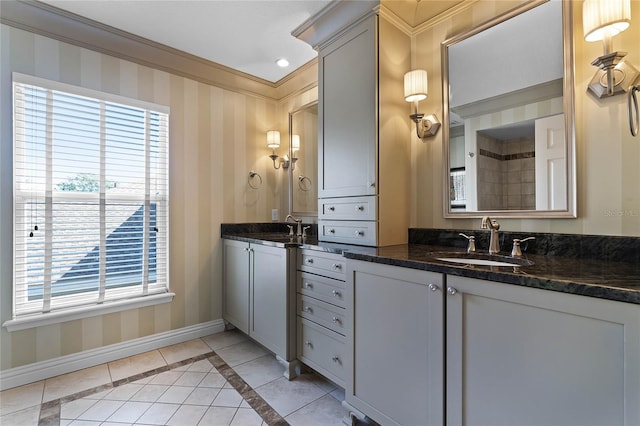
[316,13,410,247]
[222,239,295,365]
[345,260,444,426]
[446,275,640,426]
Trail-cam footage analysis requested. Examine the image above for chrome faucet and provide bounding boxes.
[481,216,500,254]
[285,214,302,237]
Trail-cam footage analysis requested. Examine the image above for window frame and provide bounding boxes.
[5,73,173,332]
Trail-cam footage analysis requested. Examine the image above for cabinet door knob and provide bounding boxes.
[305,258,313,264]
[305,340,312,347]
[428,283,439,292]
[355,205,364,211]
[332,263,342,270]
[328,228,336,234]
[332,290,341,298]
[447,287,458,295]
[332,316,341,324]
[332,356,340,363]
[328,206,335,211]
[368,181,376,188]
[303,306,312,313]
[354,230,364,237]
[304,282,313,289]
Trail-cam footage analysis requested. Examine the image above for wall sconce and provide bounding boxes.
[291,134,300,171]
[583,0,638,98]
[267,130,290,169]
[404,69,440,139]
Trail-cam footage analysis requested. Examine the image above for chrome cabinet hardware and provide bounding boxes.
[304,282,313,289]
[303,306,312,313]
[355,205,364,211]
[305,340,312,347]
[328,206,336,211]
[332,316,341,323]
[332,290,341,298]
[332,356,340,363]
[447,287,458,295]
[332,263,342,270]
[428,283,439,292]
[355,230,365,237]
[305,258,314,264]
[328,228,336,234]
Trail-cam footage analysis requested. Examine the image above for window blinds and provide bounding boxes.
[12,73,169,318]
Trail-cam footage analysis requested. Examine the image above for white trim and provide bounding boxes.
[0,318,225,391]
[13,72,170,113]
[3,292,175,332]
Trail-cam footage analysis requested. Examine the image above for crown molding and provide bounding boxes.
[0,0,314,101]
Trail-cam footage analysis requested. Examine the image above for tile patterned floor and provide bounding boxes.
[0,330,346,426]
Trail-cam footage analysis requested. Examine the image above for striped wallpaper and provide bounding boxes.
[0,23,313,370]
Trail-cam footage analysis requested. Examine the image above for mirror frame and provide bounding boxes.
[288,100,319,218]
[441,0,576,218]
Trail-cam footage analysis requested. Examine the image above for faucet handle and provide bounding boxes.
[459,233,476,253]
[287,225,294,237]
[511,237,535,257]
[302,226,311,238]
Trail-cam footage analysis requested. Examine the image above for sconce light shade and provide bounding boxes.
[292,134,300,152]
[583,0,630,42]
[404,69,428,102]
[267,130,280,149]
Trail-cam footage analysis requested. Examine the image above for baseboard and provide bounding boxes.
[0,319,225,391]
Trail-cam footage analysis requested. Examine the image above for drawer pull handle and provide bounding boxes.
[332,316,341,324]
[355,205,364,211]
[328,206,335,211]
[447,287,458,295]
[304,282,313,289]
[305,340,313,348]
[332,290,341,298]
[428,283,439,292]
[332,263,342,270]
[355,230,364,237]
[305,258,314,264]
[303,306,312,313]
[332,356,340,363]
[328,228,336,234]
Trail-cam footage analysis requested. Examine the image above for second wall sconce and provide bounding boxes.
[267,130,290,169]
[404,69,440,139]
[583,0,638,98]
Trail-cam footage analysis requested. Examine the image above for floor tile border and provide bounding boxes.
[37,350,288,426]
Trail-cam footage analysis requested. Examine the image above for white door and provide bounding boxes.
[535,114,566,210]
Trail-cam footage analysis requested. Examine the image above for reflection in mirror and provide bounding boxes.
[442,0,576,218]
[289,102,318,216]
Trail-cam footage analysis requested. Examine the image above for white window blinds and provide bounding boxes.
[12,73,170,319]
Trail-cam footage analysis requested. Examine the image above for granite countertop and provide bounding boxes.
[221,232,640,305]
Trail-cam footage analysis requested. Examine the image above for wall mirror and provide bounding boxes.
[441,0,576,218]
[289,101,318,217]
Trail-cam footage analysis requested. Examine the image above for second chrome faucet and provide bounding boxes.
[481,216,500,254]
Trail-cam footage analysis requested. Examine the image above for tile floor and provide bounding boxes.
[0,330,347,426]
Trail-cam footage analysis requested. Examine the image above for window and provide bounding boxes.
[10,73,170,327]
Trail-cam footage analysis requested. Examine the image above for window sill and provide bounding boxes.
[3,292,175,332]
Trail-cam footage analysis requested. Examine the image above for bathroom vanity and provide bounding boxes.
[221,225,640,426]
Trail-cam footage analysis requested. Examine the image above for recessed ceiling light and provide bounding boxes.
[276,58,290,68]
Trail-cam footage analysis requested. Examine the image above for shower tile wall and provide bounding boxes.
[477,134,535,210]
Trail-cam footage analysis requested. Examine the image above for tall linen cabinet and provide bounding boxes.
[295,2,412,246]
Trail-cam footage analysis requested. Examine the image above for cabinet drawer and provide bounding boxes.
[297,317,346,387]
[297,272,346,308]
[318,220,376,246]
[319,196,376,221]
[297,294,347,335]
[299,250,346,281]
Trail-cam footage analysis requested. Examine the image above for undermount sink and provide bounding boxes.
[431,252,534,267]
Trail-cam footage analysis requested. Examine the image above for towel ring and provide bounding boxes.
[629,85,640,137]
[248,171,262,190]
[298,175,312,192]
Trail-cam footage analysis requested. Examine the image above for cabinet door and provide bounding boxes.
[250,244,288,358]
[222,239,250,334]
[346,260,444,426]
[318,16,377,199]
[446,275,640,426]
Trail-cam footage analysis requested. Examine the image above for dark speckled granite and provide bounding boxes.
[222,224,640,305]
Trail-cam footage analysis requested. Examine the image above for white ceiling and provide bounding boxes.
[37,0,463,83]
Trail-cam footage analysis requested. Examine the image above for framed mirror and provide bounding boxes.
[441,0,576,218]
[289,101,318,217]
